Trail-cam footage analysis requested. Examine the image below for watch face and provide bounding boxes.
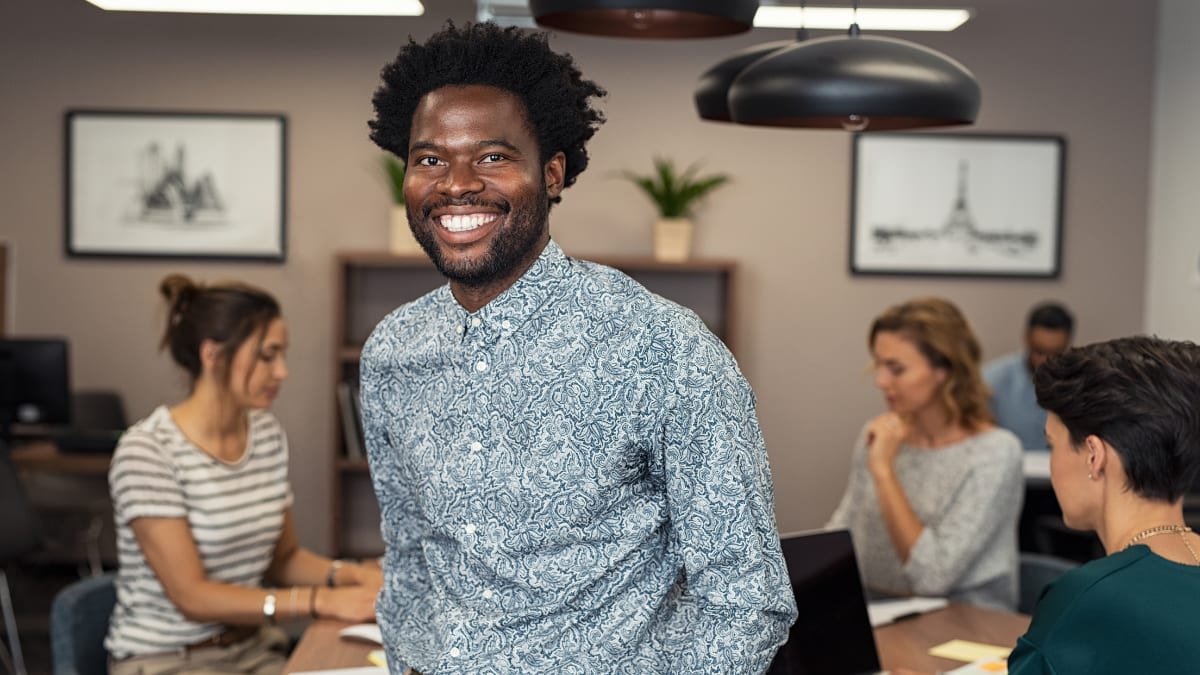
[264,593,277,620]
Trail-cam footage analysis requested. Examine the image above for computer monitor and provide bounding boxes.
[0,338,71,445]
[767,529,883,675]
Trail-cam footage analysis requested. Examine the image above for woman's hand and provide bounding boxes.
[315,585,379,623]
[866,412,909,475]
[346,561,384,593]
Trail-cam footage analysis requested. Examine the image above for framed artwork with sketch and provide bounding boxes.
[849,132,1065,278]
[65,110,287,261]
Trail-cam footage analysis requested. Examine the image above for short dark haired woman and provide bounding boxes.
[105,275,381,675]
[1004,335,1200,674]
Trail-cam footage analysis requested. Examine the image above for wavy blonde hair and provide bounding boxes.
[869,297,993,431]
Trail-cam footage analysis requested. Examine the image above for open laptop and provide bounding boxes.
[767,529,883,675]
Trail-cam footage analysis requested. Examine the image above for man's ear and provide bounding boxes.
[544,151,566,200]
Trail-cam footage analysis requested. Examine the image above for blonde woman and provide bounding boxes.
[827,297,1023,610]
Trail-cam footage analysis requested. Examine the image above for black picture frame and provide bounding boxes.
[849,132,1066,278]
[65,109,287,261]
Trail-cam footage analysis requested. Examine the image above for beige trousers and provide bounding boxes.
[109,627,289,675]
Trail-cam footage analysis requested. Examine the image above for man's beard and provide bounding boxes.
[408,183,549,287]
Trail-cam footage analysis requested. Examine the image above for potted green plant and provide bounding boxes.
[382,154,421,255]
[621,157,730,261]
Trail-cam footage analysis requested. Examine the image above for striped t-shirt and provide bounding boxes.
[105,405,294,659]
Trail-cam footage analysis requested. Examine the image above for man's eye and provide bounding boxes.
[415,156,441,166]
[481,153,505,163]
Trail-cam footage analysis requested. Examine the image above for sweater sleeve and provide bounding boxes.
[902,438,1023,597]
[1007,636,1056,675]
[826,427,870,530]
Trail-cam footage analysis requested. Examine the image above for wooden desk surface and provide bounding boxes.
[283,603,1030,674]
[10,440,112,474]
[285,620,376,673]
[876,603,1029,672]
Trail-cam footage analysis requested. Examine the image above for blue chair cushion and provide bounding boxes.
[50,572,117,675]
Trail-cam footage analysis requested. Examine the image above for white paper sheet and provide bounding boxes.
[866,596,949,627]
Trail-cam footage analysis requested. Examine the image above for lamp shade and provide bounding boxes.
[530,0,758,38]
[728,34,981,130]
[694,40,795,121]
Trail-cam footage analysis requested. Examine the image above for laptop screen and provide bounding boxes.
[767,529,882,675]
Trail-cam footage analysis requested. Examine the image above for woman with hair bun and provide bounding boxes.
[105,275,381,675]
[826,297,1024,610]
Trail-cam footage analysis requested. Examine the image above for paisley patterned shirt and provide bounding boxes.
[361,240,796,674]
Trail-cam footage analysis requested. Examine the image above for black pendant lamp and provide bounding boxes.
[727,23,980,131]
[694,35,804,122]
[530,0,759,39]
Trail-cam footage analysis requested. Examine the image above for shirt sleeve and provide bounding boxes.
[108,428,187,524]
[359,331,437,671]
[902,439,1023,597]
[653,324,798,674]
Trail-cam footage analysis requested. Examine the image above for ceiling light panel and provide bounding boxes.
[754,7,971,31]
[85,0,425,15]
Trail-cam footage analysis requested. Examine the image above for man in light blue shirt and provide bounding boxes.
[983,302,1074,450]
[362,22,795,675]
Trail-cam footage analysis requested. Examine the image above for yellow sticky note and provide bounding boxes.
[929,639,1012,663]
[367,649,387,667]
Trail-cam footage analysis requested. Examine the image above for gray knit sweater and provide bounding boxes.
[826,425,1024,611]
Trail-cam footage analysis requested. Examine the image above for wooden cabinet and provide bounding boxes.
[330,251,739,557]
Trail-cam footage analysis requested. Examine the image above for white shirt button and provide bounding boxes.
[455,325,464,335]
[501,320,512,330]
[449,647,461,658]
[475,361,488,372]
[469,441,483,452]
[465,523,477,534]
[470,317,481,328]
[482,589,494,599]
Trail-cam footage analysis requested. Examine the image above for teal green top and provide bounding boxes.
[1008,545,1200,675]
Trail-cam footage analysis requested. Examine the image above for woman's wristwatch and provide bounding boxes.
[262,592,277,624]
[326,559,346,587]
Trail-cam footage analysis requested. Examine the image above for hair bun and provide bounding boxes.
[160,274,199,323]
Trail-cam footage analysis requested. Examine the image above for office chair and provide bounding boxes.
[49,573,116,675]
[69,391,126,432]
[1018,552,1078,615]
[28,390,126,576]
[0,448,41,675]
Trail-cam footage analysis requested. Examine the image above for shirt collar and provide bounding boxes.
[444,239,572,336]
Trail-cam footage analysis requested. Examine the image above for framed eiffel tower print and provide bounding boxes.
[65,110,287,261]
[849,132,1064,278]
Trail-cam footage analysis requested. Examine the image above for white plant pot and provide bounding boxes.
[654,217,693,262]
[389,206,423,256]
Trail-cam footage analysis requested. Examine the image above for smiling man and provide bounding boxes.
[361,21,795,675]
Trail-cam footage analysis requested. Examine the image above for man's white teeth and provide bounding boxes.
[440,214,494,232]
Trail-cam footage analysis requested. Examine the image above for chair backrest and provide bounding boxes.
[70,391,127,430]
[50,572,117,675]
[1018,552,1078,614]
[0,450,39,562]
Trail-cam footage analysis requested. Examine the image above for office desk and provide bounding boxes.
[876,603,1029,672]
[284,604,1030,674]
[10,440,112,474]
[285,620,377,673]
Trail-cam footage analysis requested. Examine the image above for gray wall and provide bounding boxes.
[1147,0,1200,339]
[0,0,1155,552]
